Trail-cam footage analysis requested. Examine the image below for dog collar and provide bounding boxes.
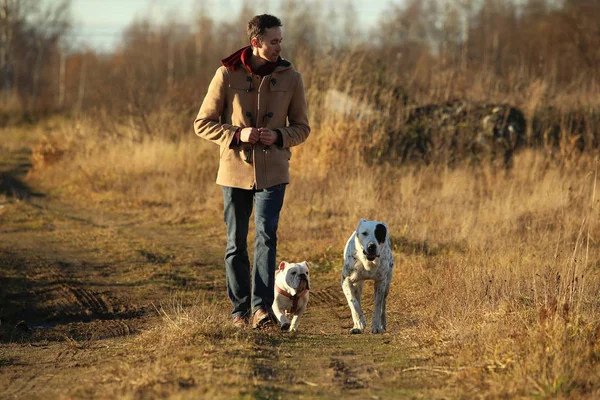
[275,284,309,313]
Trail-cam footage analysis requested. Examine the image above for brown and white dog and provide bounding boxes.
[341,219,394,334]
[272,261,310,332]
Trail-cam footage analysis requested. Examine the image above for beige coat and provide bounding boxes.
[194,60,310,190]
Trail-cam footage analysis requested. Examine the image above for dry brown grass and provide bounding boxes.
[21,108,600,397]
[100,296,254,399]
[16,26,600,393]
[5,2,600,396]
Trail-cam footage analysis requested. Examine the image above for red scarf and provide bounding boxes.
[221,46,278,77]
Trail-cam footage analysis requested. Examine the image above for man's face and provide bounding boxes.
[253,26,282,63]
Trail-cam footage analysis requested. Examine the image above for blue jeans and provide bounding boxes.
[222,184,286,318]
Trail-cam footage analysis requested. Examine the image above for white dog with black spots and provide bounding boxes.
[341,219,394,334]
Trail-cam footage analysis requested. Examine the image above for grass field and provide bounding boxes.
[1,114,599,398]
[3,1,600,397]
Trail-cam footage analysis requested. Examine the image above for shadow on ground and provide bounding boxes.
[0,251,150,344]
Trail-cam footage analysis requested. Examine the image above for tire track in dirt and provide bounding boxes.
[1,180,222,343]
[30,261,131,319]
[1,243,147,344]
[49,266,113,315]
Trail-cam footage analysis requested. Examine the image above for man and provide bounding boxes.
[194,14,310,329]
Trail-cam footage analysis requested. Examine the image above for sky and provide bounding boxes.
[70,0,399,52]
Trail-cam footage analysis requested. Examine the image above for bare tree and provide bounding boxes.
[1,0,14,99]
[0,0,71,109]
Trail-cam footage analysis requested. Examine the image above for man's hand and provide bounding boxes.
[258,128,277,146]
[240,127,260,144]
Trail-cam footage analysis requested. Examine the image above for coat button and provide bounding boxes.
[246,111,252,118]
[262,112,273,122]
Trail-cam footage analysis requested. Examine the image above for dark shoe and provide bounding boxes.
[232,314,248,328]
[252,308,272,329]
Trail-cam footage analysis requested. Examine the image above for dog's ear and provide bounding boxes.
[302,261,310,270]
[356,218,366,232]
[279,261,286,272]
[375,223,387,244]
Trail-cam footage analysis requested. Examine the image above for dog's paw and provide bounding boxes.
[349,328,363,334]
[280,322,291,331]
[371,327,385,334]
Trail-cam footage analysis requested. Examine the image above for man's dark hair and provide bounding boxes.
[247,14,282,44]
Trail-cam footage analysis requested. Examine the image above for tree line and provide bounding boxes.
[1,0,598,128]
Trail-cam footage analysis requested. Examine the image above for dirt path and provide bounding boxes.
[0,140,449,398]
